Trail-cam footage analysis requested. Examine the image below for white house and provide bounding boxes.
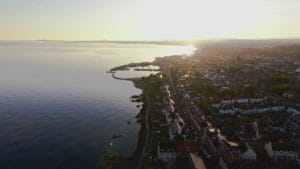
[241,148,257,161]
[222,100,233,105]
[219,109,237,115]
[235,98,249,104]
[265,142,274,157]
[249,97,266,103]
[157,143,178,162]
[219,157,228,169]
[265,142,299,160]
[252,121,261,140]
[212,103,221,108]
[241,106,285,115]
[287,107,300,115]
[189,153,207,169]
[239,142,257,161]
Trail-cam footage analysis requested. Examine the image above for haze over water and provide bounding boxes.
[0,41,193,169]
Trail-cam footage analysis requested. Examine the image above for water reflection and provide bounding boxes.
[0,41,194,169]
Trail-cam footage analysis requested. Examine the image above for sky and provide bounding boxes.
[0,0,299,41]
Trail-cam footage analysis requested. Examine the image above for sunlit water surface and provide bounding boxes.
[0,41,194,169]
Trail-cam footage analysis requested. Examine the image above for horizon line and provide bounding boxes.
[1,37,300,42]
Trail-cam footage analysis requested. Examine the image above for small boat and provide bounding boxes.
[112,134,123,139]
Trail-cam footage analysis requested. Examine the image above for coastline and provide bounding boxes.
[107,71,139,81]
[108,70,148,167]
[130,79,147,166]
[108,67,158,169]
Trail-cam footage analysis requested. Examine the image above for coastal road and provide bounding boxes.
[165,65,203,134]
[137,95,151,169]
[165,64,217,157]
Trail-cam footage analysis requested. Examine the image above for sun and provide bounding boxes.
[122,0,269,40]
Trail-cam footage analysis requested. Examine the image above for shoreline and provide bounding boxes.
[107,70,150,168]
[130,79,147,166]
[108,70,148,168]
[107,70,143,82]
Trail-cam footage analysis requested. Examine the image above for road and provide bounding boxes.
[165,66,202,132]
[136,95,151,169]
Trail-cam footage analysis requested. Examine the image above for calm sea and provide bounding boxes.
[0,41,193,169]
